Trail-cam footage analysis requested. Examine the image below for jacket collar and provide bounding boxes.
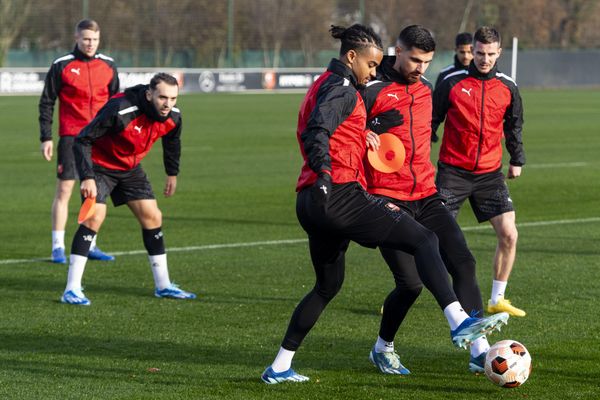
[468,61,498,80]
[327,58,359,88]
[72,45,95,61]
[453,55,467,70]
[124,84,170,122]
[376,55,411,85]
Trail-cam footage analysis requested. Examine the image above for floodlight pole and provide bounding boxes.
[511,37,518,82]
[227,0,235,67]
[82,0,89,18]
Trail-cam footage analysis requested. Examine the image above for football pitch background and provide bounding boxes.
[0,90,598,399]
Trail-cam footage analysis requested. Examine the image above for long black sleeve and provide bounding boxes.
[38,63,62,142]
[162,118,182,176]
[503,84,526,166]
[108,64,120,96]
[300,84,357,174]
[431,80,451,136]
[74,99,121,179]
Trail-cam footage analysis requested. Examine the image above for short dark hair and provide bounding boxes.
[397,25,436,52]
[149,73,179,90]
[455,32,473,47]
[474,26,501,46]
[75,19,100,33]
[330,24,383,56]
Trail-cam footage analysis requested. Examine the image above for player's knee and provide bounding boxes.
[315,279,344,300]
[144,208,162,227]
[83,214,104,231]
[500,227,518,248]
[399,283,423,300]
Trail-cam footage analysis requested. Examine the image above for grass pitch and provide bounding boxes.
[0,89,598,399]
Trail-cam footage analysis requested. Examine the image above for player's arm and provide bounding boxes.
[301,84,356,175]
[108,63,120,96]
[162,117,181,197]
[38,63,62,160]
[431,79,451,142]
[74,99,121,181]
[503,85,526,178]
[359,84,403,150]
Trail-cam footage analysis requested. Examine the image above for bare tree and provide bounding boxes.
[0,0,34,66]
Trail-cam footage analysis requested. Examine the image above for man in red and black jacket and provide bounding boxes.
[59,73,195,306]
[262,24,508,386]
[432,26,526,317]
[360,25,489,375]
[38,19,118,264]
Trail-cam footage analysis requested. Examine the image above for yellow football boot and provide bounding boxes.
[487,296,526,317]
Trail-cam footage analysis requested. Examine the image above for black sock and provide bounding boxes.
[71,225,97,257]
[142,227,165,256]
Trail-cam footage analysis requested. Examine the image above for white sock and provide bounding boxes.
[65,254,88,292]
[90,235,97,251]
[490,280,507,304]
[470,336,490,358]
[375,336,395,353]
[149,254,171,289]
[271,347,295,373]
[443,301,470,331]
[52,230,65,250]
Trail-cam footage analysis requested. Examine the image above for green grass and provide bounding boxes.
[0,89,599,399]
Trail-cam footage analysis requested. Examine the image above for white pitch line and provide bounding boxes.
[1,217,599,266]
[527,162,589,168]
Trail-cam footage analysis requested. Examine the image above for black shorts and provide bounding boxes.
[435,162,514,222]
[93,164,155,207]
[296,182,415,249]
[57,136,78,180]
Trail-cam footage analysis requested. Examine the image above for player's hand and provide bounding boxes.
[507,165,522,179]
[80,179,97,199]
[41,141,53,161]
[164,175,177,197]
[366,130,380,150]
[367,109,404,134]
[312,171,331,209]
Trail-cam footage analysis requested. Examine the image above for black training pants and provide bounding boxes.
[377,194,483,342]
[281,182,457,351]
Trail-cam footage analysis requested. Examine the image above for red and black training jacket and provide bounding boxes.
[74,84,181,179]
[434,55,468,90]
[432,62,525,174]
[360,56,437,201]
[296,59,369,192]
[39,46,119,142]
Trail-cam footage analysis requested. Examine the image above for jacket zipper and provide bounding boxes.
[407,86,417,196]
[86,62,93,118]
[473,80,485,171]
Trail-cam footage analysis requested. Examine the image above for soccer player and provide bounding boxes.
[432,26,526,317]
[39,19,118,264]
[432,32,473,142]
[261,24,508,385]
[59,73,196,306]
[360,25,490,374]
[434,32,473,89]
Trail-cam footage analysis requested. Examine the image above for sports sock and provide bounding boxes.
[149,254,171,290]
[90,235,97,251]
[490,280,507,304]
[375,336,395,353]
[443,301,470,331]
[52,230,65,250]
[470,336,490,358]
[65,254,88,292]
[142,227,166,255]
[271,347,295,373]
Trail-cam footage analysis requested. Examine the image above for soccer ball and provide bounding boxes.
[484,340,532,388]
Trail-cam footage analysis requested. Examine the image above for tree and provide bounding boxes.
[0,0,33,66]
